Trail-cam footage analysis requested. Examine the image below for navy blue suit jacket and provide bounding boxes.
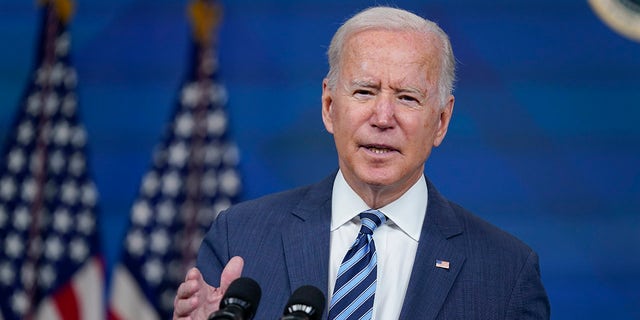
[197,173,550,319]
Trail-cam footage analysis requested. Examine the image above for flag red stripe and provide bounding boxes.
[53,282,80,320]
[107,308,122,320]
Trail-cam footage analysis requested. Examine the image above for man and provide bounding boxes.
[173,6,550,320]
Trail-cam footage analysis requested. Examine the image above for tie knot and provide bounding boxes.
[358,209,386,235]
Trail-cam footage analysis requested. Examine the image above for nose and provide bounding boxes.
[370,95,395,130]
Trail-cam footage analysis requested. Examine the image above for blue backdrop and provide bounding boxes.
[1,1,639,318]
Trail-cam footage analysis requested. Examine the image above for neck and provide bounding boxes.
[343,173,421,209]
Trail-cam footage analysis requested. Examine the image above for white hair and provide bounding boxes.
[326,6,456,107]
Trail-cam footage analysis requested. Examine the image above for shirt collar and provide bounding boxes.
[330,170,428,241]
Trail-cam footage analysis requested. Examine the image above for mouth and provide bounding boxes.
[362,144,398,154]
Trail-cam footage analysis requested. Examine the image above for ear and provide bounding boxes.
[321,79,335,134]
[433,94,454,147]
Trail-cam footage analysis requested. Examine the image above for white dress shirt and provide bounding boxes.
[329,170,428,319]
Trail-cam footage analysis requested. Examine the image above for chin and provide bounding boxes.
[356,169,401,188]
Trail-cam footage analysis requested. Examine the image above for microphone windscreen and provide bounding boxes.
[221,277,262,314]
[285,285,325,320]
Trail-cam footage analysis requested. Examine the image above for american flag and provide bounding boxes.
[108,1,241,319]
[0,1,105,320]
[435,259,450,270]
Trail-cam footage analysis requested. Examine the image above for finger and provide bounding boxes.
[173,294,198,316]
[185,267,203,282]
[176,268,206,298]
[219,256,244,292]
[175,280,196,299]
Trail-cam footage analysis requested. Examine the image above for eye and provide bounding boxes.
[398,95,419,103]
[354,89,374,96]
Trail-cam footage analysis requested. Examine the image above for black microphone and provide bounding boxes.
[208,277,262,320]
[280,285,325,320]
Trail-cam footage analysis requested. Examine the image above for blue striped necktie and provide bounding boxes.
[329,209,386,320]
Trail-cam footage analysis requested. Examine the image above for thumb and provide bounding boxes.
[219,256,244,292]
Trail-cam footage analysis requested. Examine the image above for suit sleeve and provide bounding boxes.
[196,209,231,287]
[505,250,551,319]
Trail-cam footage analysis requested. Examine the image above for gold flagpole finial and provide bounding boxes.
[38,0,75,24]
[188,0,223,46]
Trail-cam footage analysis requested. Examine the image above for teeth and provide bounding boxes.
[368,147,391,154]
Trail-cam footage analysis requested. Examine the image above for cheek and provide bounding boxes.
[401,109,435,131]
[335,107,367,130]
[403,115,439,150]
[421,109,441,133]
[330,111,353,141]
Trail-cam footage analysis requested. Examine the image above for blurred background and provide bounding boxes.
[1,0,639,318]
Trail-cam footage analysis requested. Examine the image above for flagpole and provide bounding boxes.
[108,1,241,317]
[25,3,63,319]
[1,0,103,318]
[181,0,224,275]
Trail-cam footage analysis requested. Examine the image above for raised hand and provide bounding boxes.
[173,256,244,320]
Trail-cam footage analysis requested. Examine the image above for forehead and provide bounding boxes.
[340,29,442,84]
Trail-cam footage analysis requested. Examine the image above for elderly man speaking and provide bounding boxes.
[173,6,550,320]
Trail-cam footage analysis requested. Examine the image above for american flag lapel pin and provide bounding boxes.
[435,259,450,270]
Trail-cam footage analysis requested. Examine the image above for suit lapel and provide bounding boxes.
[281,174,334,298]
[278,174,465,319]
[399,178,466,320]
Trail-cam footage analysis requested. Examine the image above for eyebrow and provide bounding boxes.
[349,79,380,89]
[347,79,428,100]
[391,85,427,99]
